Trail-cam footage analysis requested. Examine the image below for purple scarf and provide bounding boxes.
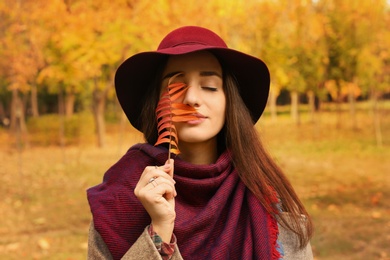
[87,143,280,259]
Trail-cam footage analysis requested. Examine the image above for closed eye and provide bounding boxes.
[202,86,218,91]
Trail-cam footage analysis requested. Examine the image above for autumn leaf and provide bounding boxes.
[154,73,198,157]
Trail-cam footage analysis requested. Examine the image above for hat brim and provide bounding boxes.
[115,45,270,132]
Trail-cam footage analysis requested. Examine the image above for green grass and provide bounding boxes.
[0,101,389,259]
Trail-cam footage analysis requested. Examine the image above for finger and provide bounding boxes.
[137,166,157,186]
[148,177,177,198]
[136,163,176,198]
[148,177,176,192]
[145,163,175,184]
[144,172,175,187]
[135,166,162,195]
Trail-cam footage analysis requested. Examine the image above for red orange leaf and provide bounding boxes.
[154,73,197,157]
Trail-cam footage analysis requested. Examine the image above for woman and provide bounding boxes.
[87,26,313,259]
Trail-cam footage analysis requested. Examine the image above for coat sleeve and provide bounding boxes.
[87,222,183,260]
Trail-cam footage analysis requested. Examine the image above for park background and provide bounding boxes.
[0,0,389,259]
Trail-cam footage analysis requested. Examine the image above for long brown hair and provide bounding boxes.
[223,70,313,248]
[140,55,313,248]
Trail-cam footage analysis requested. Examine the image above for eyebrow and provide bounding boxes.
[162,70,222,80]
[200,71,222,78]
[162,71,182,80]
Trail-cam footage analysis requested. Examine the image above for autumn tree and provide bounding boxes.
[0,0,34,135]
[318,0,386,128]
[1,0,389,148]
[1,0,63,140]
[265,0,327,124]
[355,1,390,146]
[36,0,145,147]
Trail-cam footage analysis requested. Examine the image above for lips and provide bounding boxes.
[192,113,206,119]
[186,113,206,124]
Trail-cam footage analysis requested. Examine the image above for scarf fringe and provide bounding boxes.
[269,215,282,260]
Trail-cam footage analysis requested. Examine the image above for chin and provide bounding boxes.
[176,124,223,145]
[178,132,219,144]
[179,136,214,144]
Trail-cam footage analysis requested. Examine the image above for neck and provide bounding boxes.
[177,139,218,165]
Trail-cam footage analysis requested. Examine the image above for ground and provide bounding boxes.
[0,103,389,259]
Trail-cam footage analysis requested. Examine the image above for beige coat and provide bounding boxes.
[87,221,313,260]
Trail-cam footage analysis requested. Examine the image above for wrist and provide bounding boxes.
[151,221,175,243]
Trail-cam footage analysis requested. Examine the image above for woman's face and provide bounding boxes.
[160,51,226,146]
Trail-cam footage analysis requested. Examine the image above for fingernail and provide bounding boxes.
[166,159,174,164]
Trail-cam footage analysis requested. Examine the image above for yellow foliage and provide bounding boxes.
[325,80,362,100]
[0,0,389,100]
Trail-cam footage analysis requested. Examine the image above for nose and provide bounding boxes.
[182,82,200,107]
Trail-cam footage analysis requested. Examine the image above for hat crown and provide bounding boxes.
[157,26,228,50]
[115,26,270,131]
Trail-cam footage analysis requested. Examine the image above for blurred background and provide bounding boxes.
[0,0,389,259]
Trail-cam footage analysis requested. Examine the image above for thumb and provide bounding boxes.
[164,159,174,177]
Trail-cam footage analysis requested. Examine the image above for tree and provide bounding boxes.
[319,0,387,129]
[0,1,32,135]
[356,1,390,146]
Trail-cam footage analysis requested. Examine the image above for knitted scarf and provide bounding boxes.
[87,143,281,259]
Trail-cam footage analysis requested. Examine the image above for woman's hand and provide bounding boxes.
[134,159,176,242]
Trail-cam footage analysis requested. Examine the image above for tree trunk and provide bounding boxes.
[268,89,278,122]
[30,84,39,117]
[117,111,127,154]
[10,88,29,149]
[290,90,300,125]
[92,82,106,148]
[0,100,7,126]
[371,88,382,147]
[335,80,342,129]
[348,83,357,130]
[307,90,316,123]
[10,89,27,133]
[58,88,66,148]
[65,92,75,118]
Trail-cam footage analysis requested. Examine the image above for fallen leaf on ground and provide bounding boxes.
[38,238,50,250]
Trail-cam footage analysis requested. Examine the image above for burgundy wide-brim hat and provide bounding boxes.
[115,26,270,132]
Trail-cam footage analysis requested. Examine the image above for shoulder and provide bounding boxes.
[278,213,314,260]
[88,222,113,259]
[100,143,155,183]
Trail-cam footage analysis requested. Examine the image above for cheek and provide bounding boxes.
[215,96,227,125]
[219,95,227,115]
